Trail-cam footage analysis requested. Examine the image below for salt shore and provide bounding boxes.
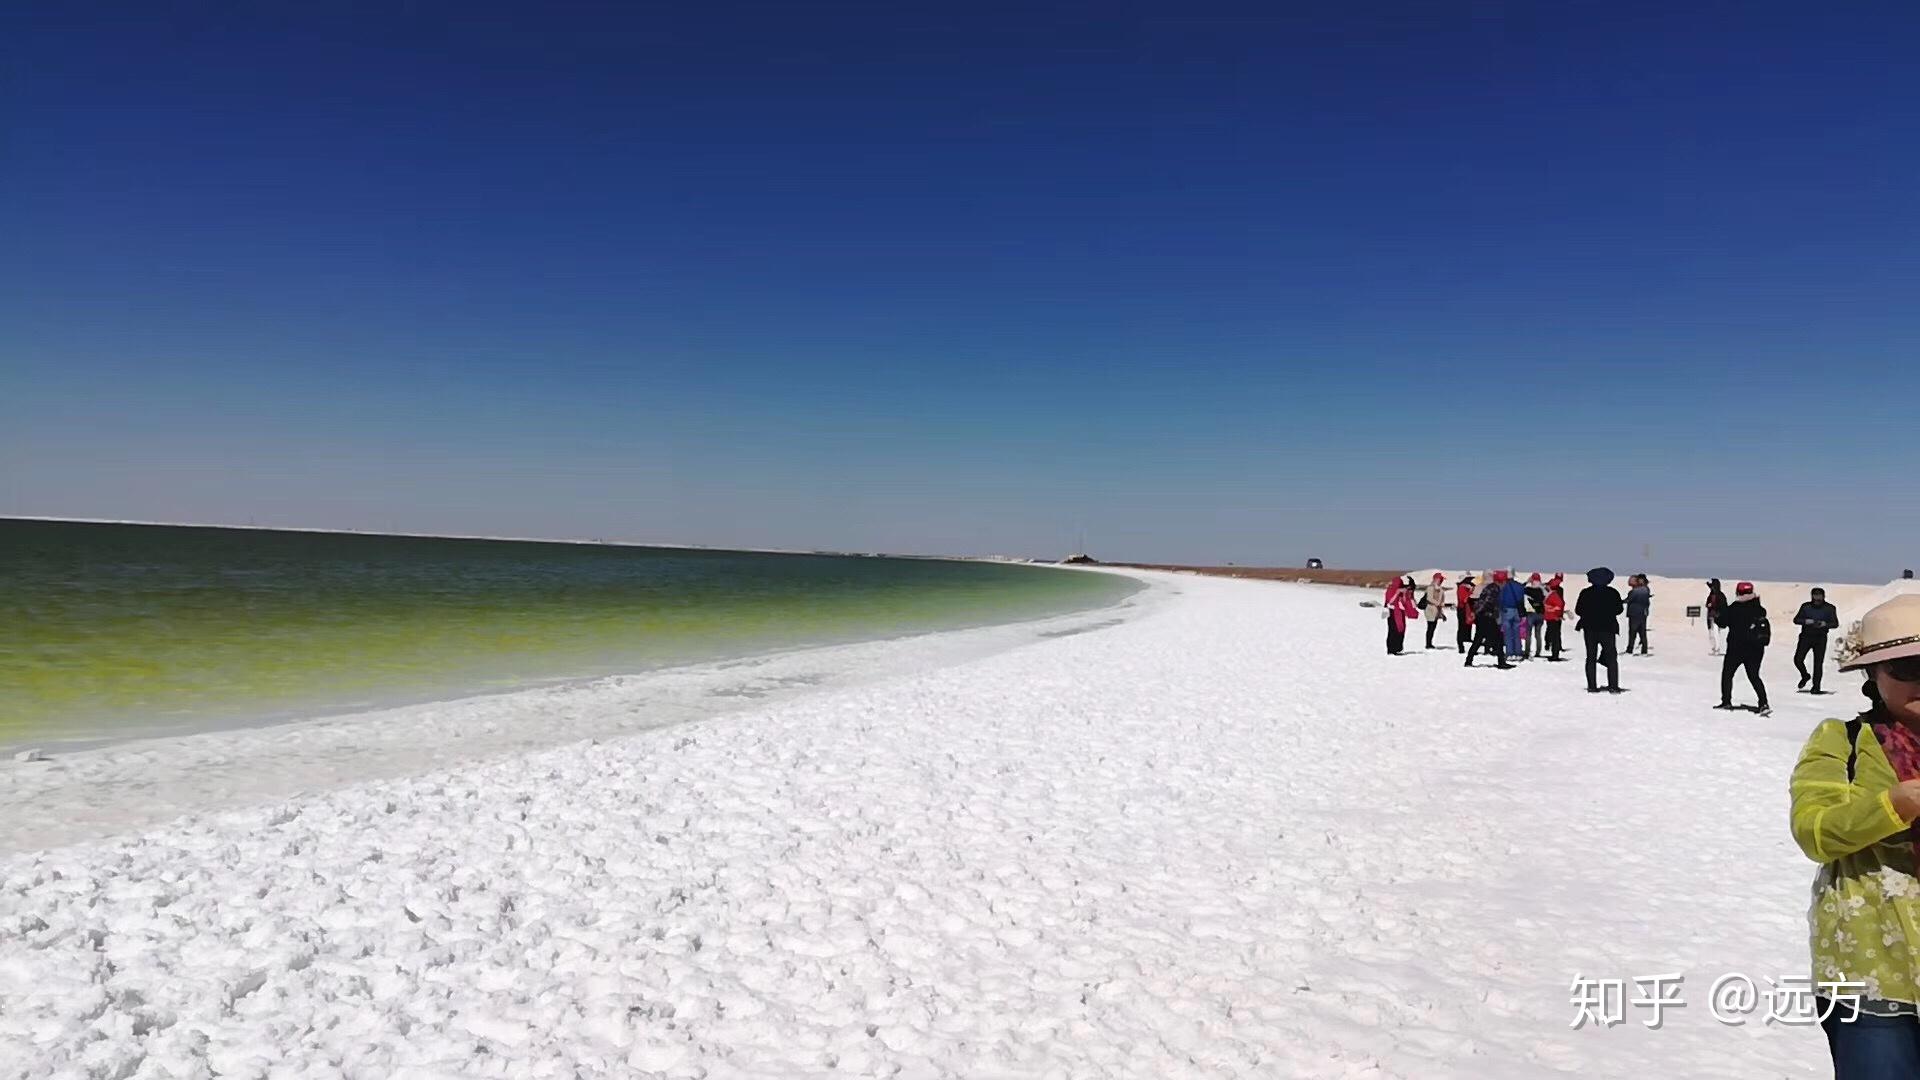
[0,591,1156,855]
[1,570,1849,1076]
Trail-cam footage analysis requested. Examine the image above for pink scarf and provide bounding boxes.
[1877,720,1920,784]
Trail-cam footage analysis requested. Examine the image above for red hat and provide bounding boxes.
[1736,581,1755,594]
[1432,572,1445,583]
[1528,573,1542,584]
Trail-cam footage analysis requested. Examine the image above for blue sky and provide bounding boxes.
[4,1,1915,579]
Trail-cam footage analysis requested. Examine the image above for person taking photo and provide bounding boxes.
[1796,587,1842,694]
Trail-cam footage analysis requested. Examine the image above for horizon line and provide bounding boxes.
[0,514,1013,564]
[3,514,1902,586]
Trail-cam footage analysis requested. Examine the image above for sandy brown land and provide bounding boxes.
[1106,563,1404,589]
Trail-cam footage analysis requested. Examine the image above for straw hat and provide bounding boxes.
[1839,595,1920,671]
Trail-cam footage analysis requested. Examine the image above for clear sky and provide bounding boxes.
[4,2,1915,580]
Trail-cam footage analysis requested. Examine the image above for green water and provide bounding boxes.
[1,519,1137,746]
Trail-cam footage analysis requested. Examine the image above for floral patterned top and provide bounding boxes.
[1791,716,1920,1011]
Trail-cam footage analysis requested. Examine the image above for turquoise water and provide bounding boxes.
[1,519,1137,745]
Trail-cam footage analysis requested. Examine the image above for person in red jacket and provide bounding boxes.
[1543,583,1568,662]
[1455,575,1477,654]
[1383,575,1418,655]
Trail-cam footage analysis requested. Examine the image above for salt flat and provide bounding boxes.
[0,570,1835,1077]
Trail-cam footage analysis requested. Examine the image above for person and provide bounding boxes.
[1498,569,1527,661]
[1465,576,1510,669]
[1787,595,1920,1075]
[1524,573,1547,658]
[1574,567,1624,693]
[1455,574,1477,653]
[1705,578,1729,655]
[1543,582,1568,661]
[1383,575,1418,655]
[1625,574,1653,655]
[1715,581,1771,714]
[1422,572,1449,650]
[1795,587,1842,694]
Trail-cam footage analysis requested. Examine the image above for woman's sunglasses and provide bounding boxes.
[1885,656,1920,684]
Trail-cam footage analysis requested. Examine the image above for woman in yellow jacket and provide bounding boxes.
[1790,595,1920,1076]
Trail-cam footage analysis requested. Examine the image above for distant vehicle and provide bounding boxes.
[1307,558,1324,569]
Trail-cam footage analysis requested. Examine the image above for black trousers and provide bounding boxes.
[1466,620,1506,666]
[1546,621,1564,659]
[1584,631,1619,690]
[1796,632,1829,691]
[1626,614,1649,654]
[1722,645,1769,709]
[1425,619,1441,648]
[1387,619,1405,655]
[1457,615,1473,651]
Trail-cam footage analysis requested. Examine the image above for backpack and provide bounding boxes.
[1752,613,1772,648]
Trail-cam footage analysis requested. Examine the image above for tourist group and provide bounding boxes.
[1381,571,1843,714]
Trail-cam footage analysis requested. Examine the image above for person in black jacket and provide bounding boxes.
[1792,587,1840,694]
[1523,574,1547,658]
[1574,567,1624,694]
[1464,578,1511,670]
[1705,578,1729,655]
[1714,581,1771,714]
[1624,574,1653,655]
